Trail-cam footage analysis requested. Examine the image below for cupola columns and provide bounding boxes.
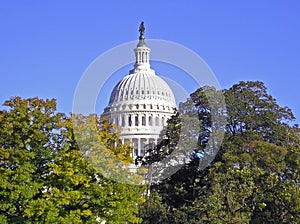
[134,22,151,71]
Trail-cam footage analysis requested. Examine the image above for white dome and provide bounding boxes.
[103,23,177,158]
[109,71,176,106]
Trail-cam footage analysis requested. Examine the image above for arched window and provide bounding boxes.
[122,116,125,127]
[148,116,153,126]
[142,115,146,126]
[135,115,139,126]
[128,115,132,127]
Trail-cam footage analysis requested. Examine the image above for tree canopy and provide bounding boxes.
[0,97,145,223]
[139,81,300,223]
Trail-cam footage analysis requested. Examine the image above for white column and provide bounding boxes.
[138,113,142,126]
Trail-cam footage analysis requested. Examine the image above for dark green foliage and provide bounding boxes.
[138,191,169,224]
[139,81,300,223]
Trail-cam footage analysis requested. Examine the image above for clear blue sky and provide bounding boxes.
[0,1,299,123]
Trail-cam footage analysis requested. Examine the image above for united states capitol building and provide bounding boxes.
[103,22,177,158]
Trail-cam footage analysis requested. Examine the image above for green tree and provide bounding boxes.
[138,191,169,224]
[0,97,145,223]
[139,81,300,223]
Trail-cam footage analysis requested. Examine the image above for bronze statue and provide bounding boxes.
[139,21,145,39]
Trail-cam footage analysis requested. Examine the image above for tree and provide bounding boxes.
[223,81,294,145]
[139,81,300,223]
[0,97,145,223]
[138,191,169,224]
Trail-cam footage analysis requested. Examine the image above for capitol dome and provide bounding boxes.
[103,22,177,157]
[108,72,176,105]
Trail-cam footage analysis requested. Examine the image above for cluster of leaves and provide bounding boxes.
[139,81,300,223]
[0,97,145,223]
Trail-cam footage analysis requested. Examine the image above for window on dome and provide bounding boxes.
[162,117,165,126]
[122,116,125,127]
[143,104,146,109]
[142,90,144,94]
[147,90,150,94]
[157,91,160,95]
[128,115,132,127]
[136,90,138,94]
[135,115,139,126]
[136,104,139,109]
[148,116,153,126]
[142,115,146,126]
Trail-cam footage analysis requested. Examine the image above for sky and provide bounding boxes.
[0,1,299,124]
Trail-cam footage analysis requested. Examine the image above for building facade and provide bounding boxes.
[103,23,177,158]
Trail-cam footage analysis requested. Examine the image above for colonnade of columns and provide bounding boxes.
[135,49,150,64]
[122,137,157,157]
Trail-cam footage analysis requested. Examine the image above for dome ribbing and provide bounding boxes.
[103,22,177,158]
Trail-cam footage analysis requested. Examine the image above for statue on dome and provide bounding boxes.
[139,21,145,40]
